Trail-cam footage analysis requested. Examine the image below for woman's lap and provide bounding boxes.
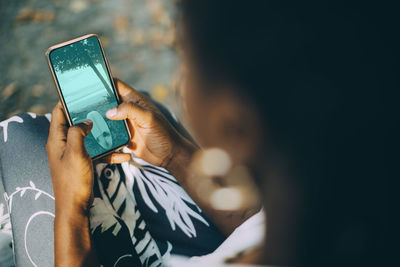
[0,113,224,266]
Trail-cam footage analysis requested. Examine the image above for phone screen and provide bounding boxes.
[48,36,129,158]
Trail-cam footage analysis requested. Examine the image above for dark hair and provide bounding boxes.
[181,1,398,265]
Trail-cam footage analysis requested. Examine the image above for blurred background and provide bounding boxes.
[0,0,180,121]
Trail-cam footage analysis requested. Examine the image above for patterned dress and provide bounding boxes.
[0,113,225,267]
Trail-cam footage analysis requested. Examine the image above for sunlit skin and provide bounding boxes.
[27,0,394,265]
[47,76,262,266]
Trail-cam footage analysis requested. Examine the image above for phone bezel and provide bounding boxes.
[45,33,131,161]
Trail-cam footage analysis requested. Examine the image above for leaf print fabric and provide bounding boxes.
[0,113,225,266]
[90,158,225,266]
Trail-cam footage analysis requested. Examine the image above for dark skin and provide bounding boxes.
[47,79,258,266]
[47,103,98,266]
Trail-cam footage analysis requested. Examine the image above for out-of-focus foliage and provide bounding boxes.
[0,0,180,120]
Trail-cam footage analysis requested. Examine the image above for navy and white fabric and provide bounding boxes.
[0,112,225,267]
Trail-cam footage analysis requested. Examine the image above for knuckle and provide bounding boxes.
[69,126,83,136]
[56,124,65,133]
[135,97,146,107]
[147,111,155,122]
[126,100,135,107]
[125,101,136,112]
[51,102,61,115]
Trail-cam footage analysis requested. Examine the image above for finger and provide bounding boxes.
[96,153,132,164]
[113,78,145,102]
[66,120,93,154]
[105,101,151,122]
[47,102,68,157]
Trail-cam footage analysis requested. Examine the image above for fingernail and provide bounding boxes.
[106,108,117,117]
[82,119,92,126]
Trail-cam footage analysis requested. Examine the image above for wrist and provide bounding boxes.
[165,136,197,182]
[55,198,90,219]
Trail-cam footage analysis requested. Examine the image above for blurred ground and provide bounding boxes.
[0,0,181,121]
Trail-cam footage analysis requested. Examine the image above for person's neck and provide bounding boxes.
[255,156,305,265]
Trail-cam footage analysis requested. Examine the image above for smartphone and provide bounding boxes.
[46,34,130,160]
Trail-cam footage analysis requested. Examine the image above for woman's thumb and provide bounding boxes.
[106,102,148,122]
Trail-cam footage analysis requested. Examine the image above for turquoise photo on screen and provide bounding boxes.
[49,36,129,158]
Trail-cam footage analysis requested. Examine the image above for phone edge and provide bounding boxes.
[45,33,132,161]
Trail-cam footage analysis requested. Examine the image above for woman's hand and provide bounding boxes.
[106,78,196,168]
[47,103,100,266]
[105,79,257,237]
[47,102,94,214]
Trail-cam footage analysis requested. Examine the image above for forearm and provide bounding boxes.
[167,138,259,236]
[54,206,99,267]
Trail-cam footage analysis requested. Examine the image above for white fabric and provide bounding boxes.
[166,209,266,266]
[166,255,271,267]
